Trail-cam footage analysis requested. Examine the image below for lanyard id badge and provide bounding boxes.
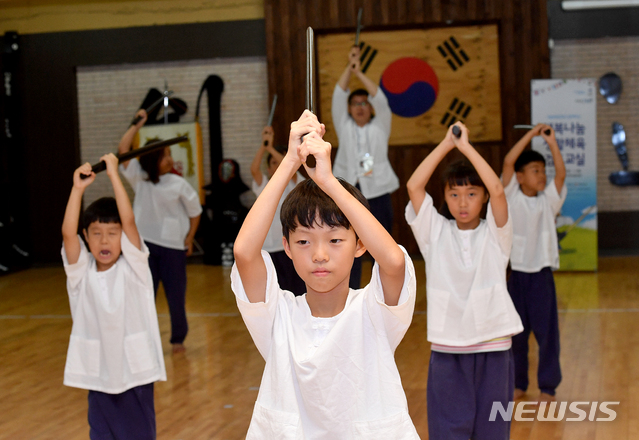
[358,152,374,177]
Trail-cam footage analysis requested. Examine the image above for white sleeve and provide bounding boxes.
[545,179,568,216]
[61,238,90,294]
[251,174,268,196]
[119,158,144,187]
[179,180,203,218]
[366,246,416,351]
[120,231,153,285]
[332,84,350,140]
[231,250,281,360]
[404,193,444,251]
[486,201,513,259]
[368,88,392,138]
[503,174,519,200]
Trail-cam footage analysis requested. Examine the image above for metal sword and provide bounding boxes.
[130,90,174,125]
[305,27,317,168]
[514,124,551,136]
[264,94,278,146]
[355,7,363,46]
[352,8,363,69]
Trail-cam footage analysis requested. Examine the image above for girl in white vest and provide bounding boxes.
[405,122,523,440]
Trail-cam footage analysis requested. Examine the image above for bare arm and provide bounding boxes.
[62,163,96,265]
[184,215,201,256]
[234,111,325,303]
[502,124,545,186]
[301,132,405,306]
[102,153,141,250]
[352,62,378,97]
[118,109,147,169]
[250,126,275,185]
[406,128,456,214]
[337,64,353,92]
[542,126,566,193]
[337,46,360,91]
[453,123,508,228]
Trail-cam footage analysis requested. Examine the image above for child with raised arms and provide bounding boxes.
[232,111,420,438]
[405,123,523,439]
[501,124,566,402]
[61,153,166,439]
[119,109,202,353]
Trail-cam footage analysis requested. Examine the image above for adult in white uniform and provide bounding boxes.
[119,109,202,353]
[332,46,400,288]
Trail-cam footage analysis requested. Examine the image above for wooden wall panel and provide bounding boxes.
[265,0,550,255]
[317,25,502,146]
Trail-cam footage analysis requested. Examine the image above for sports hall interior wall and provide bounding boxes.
[2,0,638,265]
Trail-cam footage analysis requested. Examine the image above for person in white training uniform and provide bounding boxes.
[61,153,166,439]
[232,111,420,439]
[501,123,566,402]
[332,45,400,289]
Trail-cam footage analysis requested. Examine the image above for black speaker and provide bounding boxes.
[1,31,31,274]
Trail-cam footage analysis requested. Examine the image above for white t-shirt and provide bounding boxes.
[231,247,419,439]
[504,177,567,272]
[251,173,304,253]
[61,232,166,394]
[405,194,523,346]
[331,85,400,199]
[120,159,203,250]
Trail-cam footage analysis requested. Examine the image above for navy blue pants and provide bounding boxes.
[146,241,188,344]
[350,191,394,289]
[508,268,562,395]
[270,250,306,296]
[88,383,156,440]
[427,350,514,440]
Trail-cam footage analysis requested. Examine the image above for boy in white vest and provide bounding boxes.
[501,124,566,402]
[61,153,166,439]
[232,111,419,438]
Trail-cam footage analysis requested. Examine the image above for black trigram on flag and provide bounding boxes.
[441,98,472,126]
[437,36,470,71]
[358,41,378,73]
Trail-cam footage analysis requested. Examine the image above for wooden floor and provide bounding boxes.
[1,256,638,439]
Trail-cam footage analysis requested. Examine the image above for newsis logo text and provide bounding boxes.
[489,401,620,422]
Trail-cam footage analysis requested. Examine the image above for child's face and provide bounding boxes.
[444,183,488,230]
[283,221,365,296]
[516,161,547,195]
[267,155,282,178]
[348,95,372,127]
[83,221,122,271]
[158,147,174,176]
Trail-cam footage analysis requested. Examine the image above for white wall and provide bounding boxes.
[76,57,269,208]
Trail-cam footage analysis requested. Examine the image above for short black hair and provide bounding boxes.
[440,160,487,220]
[442,159,486,191]
[83,197,121,229]
[515,149,546,172]
[138,137,164,184]
[266,144,287,166]
[348,88,369,105]
[280,178,369,241]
